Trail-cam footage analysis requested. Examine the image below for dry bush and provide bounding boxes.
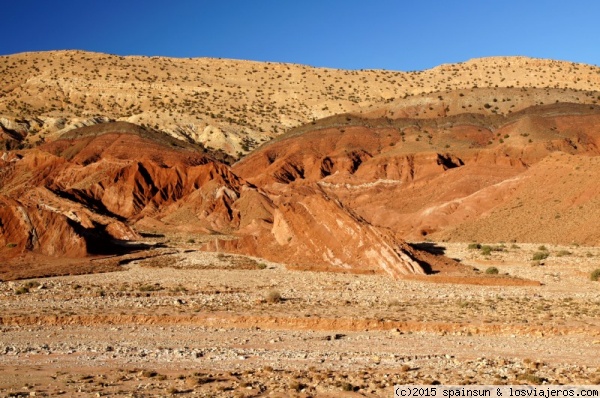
[266,290,282,303]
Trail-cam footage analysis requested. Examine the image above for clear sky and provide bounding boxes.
[3,0,600,71]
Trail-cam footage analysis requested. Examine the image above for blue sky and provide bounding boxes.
[3,1,599,71]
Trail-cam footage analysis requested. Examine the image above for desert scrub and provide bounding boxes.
[591,269,600,281]
[485,267,499,275]
[23,280,40,289]
[138,283,162,292]
[467,243,481,250]
[140,370,158,378]
[481,245,493,256]
[15,286,30,295]
[556,250,572,257]
[480,244,505,256]
[289,381,304,391]
[340,382,355,391]
[532,251,549,261]
[15,280,41,295]
[266,290,282,303]
[388,299,401,307]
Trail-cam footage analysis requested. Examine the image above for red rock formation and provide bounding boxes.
[22,103,600,275]
[203,184,427,277]
[234,104,600,242]
[1,122,436,276]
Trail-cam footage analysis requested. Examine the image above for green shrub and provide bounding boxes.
[467,243,481,250]
[480,245,492,256]
[532,252,549,261]
[591,269,600,281]
[15,286,29,295]
[485,267,499,275]
[556,250,572,257]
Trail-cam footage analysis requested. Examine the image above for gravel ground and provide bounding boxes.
[1,242,599,396]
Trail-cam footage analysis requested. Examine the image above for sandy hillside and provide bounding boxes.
[1,51,600,156]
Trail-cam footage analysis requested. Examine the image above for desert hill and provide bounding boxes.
[1,51,600,157]
[0,122,440,279]
[2,52,600,279]
[234,102,600,245]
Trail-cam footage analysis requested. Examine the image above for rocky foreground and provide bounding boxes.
[1,242,599,396]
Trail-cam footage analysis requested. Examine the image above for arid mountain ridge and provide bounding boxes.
[2,51,600,157]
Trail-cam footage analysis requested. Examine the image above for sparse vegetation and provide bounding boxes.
[139,283,163,292]
[15,286,30,295]
[532,252,549,261]
[480,244,504,256]
[591,269,600,281]
[289,381,304,391]
[481,245,493,256]
[341,382,354,391]
[485,267,500,275]
[141,370,158,378]
[266,290,282,303]
[24,280,41,289]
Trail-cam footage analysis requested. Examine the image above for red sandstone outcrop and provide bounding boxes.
[0,123,433,276]
[234,103,600,244]
[203,184,427,277]
[4,97,600,276]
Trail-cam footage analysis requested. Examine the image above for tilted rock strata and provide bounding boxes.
[0,124,432,276]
